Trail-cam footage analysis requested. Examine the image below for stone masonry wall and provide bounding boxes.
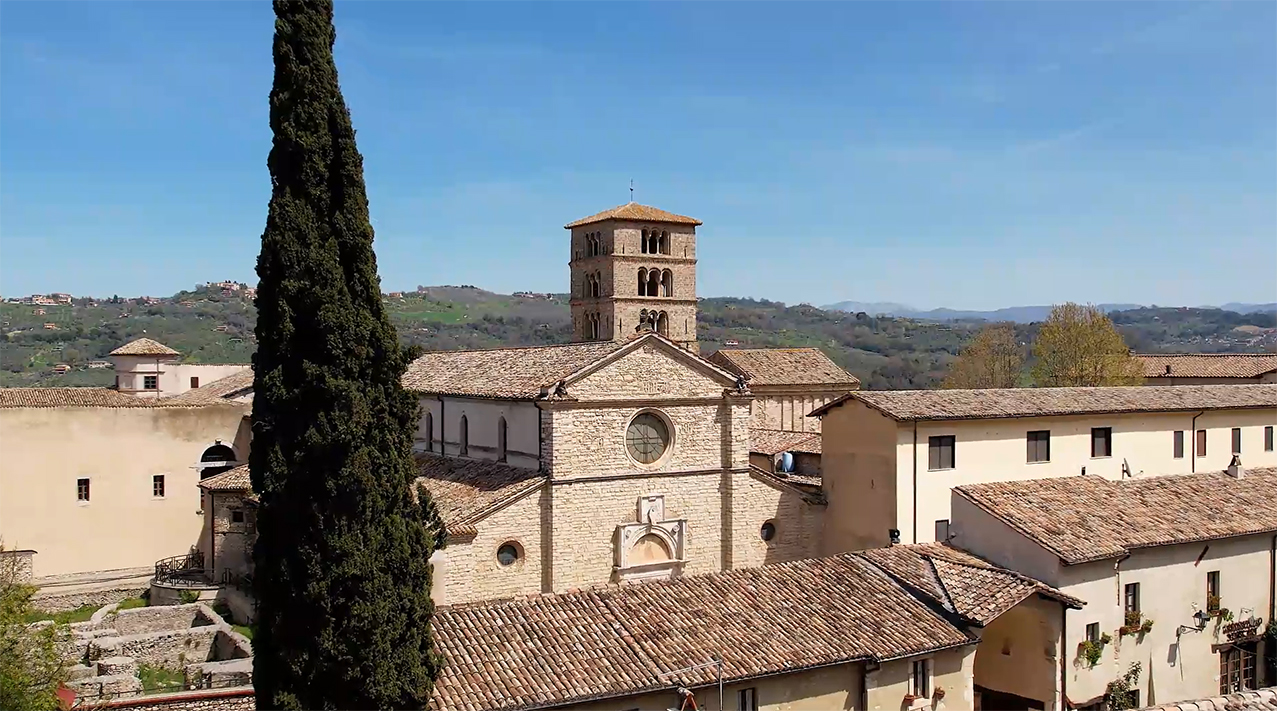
[209,491,254,582]
[729,474,825,569]
[545,402,749,479]
[547,470,734,591]
[439,486,546,606]
[568,342,728,401]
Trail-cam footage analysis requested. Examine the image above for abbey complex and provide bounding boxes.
[3,204,1276,711]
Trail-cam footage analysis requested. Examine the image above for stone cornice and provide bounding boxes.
[537,395,751,410]
[549,466,750,485]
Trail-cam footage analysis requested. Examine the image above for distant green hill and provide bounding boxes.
[3,286,1272,389]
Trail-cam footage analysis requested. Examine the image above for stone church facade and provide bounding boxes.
[403,333,825,605]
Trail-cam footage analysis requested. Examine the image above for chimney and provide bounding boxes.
[1165,364,1172,375]
[1226,455,1245,479]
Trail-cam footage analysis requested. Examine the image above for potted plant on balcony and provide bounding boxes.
[1119,610,1143,637]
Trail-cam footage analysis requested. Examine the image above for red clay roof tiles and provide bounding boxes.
[955,467,1277,564]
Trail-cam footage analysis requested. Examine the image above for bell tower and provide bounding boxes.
[565,202,700,353]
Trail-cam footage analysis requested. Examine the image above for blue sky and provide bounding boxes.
[1,2,1274,309]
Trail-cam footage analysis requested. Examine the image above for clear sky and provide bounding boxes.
[1,2,1274,309]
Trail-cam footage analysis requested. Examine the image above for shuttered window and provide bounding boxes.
[1027,431,1050,463]
[1091,427,1112,458]
[928,436,955,471]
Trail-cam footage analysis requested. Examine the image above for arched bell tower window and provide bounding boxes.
[646,269,660,296]
[637,268,647,295]
[656,311,669,336]
[661,270,673,297]
[659,230,669,255]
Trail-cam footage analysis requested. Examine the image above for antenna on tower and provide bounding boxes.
[629,179,634,203]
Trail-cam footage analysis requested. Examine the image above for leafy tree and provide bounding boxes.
[0,546,66,711]
[1031,303,1143,387]
[249,1,442,708]
[942,323,1024,389]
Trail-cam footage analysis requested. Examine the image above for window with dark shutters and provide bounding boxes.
[1027,431,1050,463]
[1174,430,1185,459]
[1231,427,1241,454]
[928,436,955,470]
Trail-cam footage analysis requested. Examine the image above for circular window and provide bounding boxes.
[626,413,670,464]
[496,542,521,567]
[760,521,777,542]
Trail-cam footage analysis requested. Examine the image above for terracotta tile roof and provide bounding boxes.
[429,552,975,711]
[197,465,252,491]
[955,467,1277,565]
[414,454,546,532]
[811,384,1277,420]
[858,543,1082,625]
[0,387,180,409]
[164,369,254,404]
[749,428,822,456]
[708,348,860,387]
[1138,687,1277,711]
[108,337,180,356]
[564,202,701,229]
[402,341,625,399]
[1136,353,1277,379]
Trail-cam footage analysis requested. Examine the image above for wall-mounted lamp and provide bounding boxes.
[1193,610,1211,631]
[888,529,901,546]
[1177,610,1211,637]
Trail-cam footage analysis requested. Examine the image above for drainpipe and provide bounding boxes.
[1269,534,1275,638]
[912,421,919,544]
[1190,411,1203,472]
[1060,604,1068,711]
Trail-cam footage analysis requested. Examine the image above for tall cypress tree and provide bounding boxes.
[250,1,443,708]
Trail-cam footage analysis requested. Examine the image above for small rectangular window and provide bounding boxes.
[1124,582,1140,614]
[1173,430,1185,459]
[232,510,245,524]
[1091,427,1112,458]
[1207,571,1220,611]
[1231,427,1242,455]
[190,376,200,389]
[153,475,165,498]
[77,478,90,502]
[911,659,932,698]
[1266,426,1274,452]
[143,375,158,390]
[1086,623,1100,644]
[737,688,757,711]
[935,520,950,542]
[1027,430,1050,463]
[1197,429,1208,457]
[928,436,955,471]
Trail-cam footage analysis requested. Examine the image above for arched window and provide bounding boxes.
[641,229,650,254]
[659,231,669,255]
[459,415,469,457]
[593,272,602,298]
[497,417,508,462]
[637,268,647,295]
[661,270,673,297]
[199,443,237,479]
[647,269,660,297]
[424,412,434,453]
[657,311,669,336]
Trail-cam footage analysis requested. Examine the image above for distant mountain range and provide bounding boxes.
[821,301,1277,323]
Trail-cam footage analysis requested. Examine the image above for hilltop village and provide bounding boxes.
[2,203,1276,711]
